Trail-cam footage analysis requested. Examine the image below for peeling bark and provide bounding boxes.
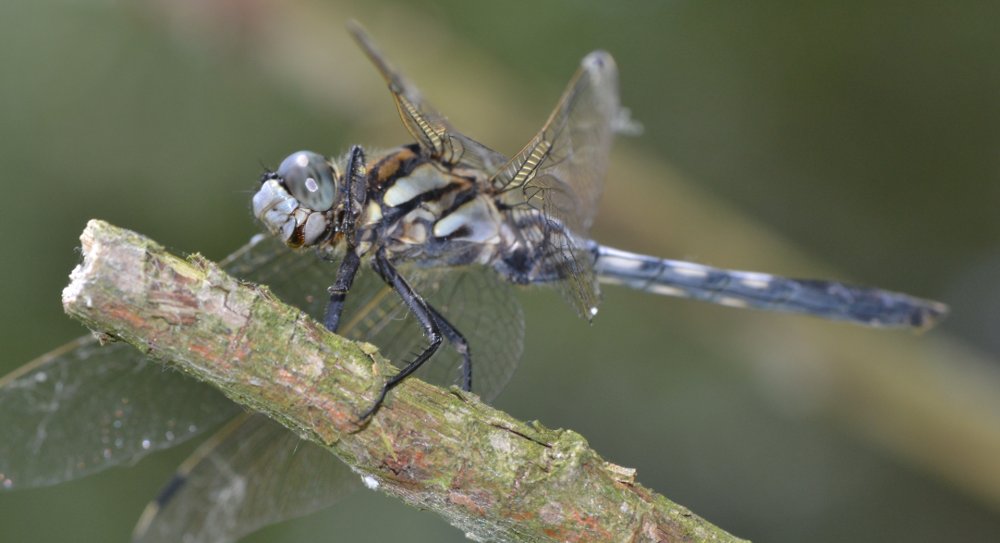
[63,219,748,543]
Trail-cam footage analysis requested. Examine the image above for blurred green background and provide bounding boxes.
[2,1,999,541]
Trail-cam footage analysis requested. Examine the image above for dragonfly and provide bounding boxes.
[0,21,947,543]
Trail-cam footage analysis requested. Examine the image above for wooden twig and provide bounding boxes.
[62,219,747,543]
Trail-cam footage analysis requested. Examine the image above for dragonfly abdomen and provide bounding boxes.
[593,246,947,329]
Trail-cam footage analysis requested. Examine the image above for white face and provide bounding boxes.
[252,151,339,247]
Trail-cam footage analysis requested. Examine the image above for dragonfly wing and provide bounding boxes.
[347,21,507,173]
[0,235,334,491]
[132,413,358,543]
[0,335,239,489]
[490,51,621,318]
[491,51,621,234]
[341,263,525,402]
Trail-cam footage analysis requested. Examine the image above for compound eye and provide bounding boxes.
[276,151,337,211]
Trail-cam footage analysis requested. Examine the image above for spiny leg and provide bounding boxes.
[426,305,472,392]
[324,144,368,333]
[324,249,361,332]
[360,251,444,420]
[339,145,368,239]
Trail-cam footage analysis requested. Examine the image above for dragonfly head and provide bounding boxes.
[253,150,341,248]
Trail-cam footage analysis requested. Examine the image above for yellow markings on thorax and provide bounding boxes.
[398,221,429,245]
[370,146,418,189]
[383,163,452,207]
[361,201,383,227]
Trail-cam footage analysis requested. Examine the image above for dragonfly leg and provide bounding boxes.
[324,145,369,333]
[338,145,368,239]
[324,249,361,332]
[359,251,444,420]
[426,305,472,391]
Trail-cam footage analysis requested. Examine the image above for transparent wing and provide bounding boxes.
[409,265,525,400]
[489,51,621,318]
[0,336,240,490]
[491,51,621,235]
[0,235,334,491]
[222,235,525,400]
[340,263,525,402]
[347,20,507,173]
[132,413,358,543]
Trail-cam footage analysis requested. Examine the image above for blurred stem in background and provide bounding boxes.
[146,0,1000,512]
